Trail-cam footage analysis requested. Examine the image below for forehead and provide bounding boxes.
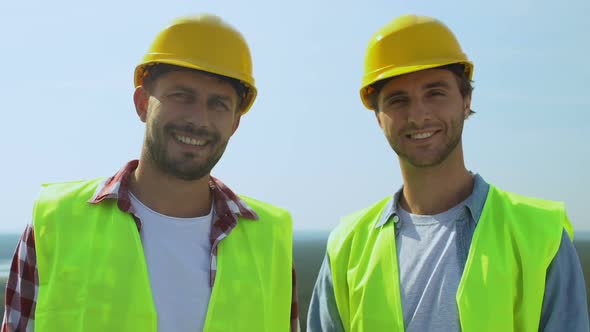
[155,69,237,96]
[379,68,458,95]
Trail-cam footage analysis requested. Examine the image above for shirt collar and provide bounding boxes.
[87,159,258,221]
[374,173,490,228]
[375,189,401,228]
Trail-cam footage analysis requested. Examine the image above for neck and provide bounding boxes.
[130,156,212,218]
[398,145,473,215]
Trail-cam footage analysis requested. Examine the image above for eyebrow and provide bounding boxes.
[381,80,453,103]
[381,90,407,105]
[168,85,236,107]
[210,94,236,108]
[423,81,452,90]
[169,84,196,94]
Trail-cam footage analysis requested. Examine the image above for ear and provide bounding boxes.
[463,95,472,119]
[133,86,149,123]
[231,114,241,135]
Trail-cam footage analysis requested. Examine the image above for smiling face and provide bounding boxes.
[375,68,471,168]
[134,69,241,181]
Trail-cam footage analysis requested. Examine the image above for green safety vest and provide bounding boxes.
[33,178,293,332]
[328,185,573,332]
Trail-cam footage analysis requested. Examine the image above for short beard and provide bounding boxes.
[391,116,464,168]
[145,119,228,181]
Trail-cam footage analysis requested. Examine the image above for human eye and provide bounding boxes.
[168,91,194,103]
[209,98,230,111]
[428,89,447,97]
[386,96,408,107]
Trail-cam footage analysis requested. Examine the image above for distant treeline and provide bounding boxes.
[0,278,5,314]
[1,234,18,316]
[1,234,19,260]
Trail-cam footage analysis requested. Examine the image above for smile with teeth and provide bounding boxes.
[408,131,435,140]
[174,134,208,146]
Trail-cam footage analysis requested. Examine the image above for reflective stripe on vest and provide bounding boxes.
[327,184,573,332]
[33,178,292,332]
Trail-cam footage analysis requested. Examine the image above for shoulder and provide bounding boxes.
[328,197,392,254]
[33,177,106,226]
[38,177,106,203]
[486,185,573,239]
[239,195,292,226]
[490,185,565,212]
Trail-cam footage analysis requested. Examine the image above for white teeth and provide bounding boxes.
[175,134,207,146]
[410,132,434,139]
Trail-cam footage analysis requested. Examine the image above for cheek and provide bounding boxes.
[376,112,387,128]
[212,112,238,131]
[436,97,463,112]
[146,111,159,127]
[378,112,400,131]
[146,112,167,136]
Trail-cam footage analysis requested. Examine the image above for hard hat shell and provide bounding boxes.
[360,15,473,110]
[135,15,257,114]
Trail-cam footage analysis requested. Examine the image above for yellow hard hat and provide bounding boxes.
[134,15,257,114]
[360,15,473,110]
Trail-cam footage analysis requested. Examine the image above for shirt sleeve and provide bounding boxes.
[306,254,345,332]
[540,229,589,331]
[2,224,38,332]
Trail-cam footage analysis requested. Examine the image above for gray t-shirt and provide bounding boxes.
[396,201,468,331]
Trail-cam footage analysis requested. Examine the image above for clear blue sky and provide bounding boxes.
[0,0,588,233]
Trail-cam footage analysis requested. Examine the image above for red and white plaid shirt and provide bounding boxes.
[2,160,299,332]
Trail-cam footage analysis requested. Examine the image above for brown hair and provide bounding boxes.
[141,63,248,112]
[369,63,475,115]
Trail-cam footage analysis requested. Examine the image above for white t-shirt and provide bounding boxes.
[129,192,213,332]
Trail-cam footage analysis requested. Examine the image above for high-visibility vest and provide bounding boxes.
[328,184,573,332]
[33,178,293,332]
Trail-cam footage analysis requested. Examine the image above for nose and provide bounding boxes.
[407,99,431,128]
[186,100,210,127]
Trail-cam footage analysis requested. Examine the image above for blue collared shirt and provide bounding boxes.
[307,174,589,331]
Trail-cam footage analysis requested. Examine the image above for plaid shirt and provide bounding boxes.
[2,160,299,332]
